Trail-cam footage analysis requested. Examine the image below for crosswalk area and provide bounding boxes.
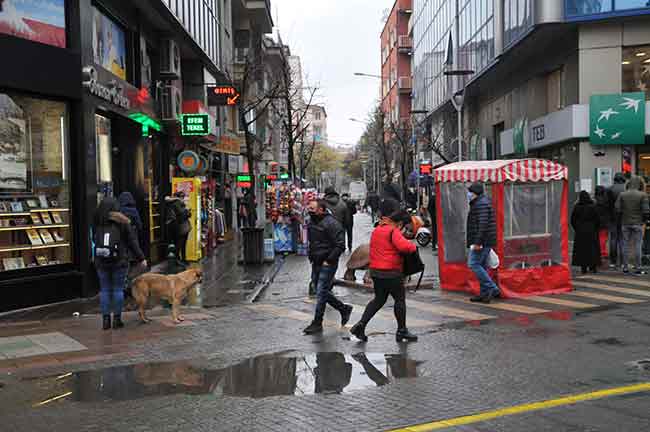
[247,274,650,333]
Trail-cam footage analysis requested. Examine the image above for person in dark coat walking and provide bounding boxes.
[427,188,438,251]
[341,193,357,251]
[323,186,348,227]
[365,191,380,223]
[118,192,144,247]
[303,199,353,335]
[466,183,500,303]
[165,192,192,262]
[571,191,601,274]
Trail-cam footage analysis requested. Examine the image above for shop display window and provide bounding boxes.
[0,92,72,272]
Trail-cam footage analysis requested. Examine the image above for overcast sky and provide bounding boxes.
[273,0,394,149]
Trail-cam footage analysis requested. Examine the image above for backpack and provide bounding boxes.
[94,223,122,262]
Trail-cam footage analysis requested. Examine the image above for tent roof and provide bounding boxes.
[434,159,568,183]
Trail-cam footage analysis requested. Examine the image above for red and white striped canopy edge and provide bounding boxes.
[434,159,568,183]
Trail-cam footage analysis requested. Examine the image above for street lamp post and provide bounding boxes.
[444,69,474,162]
[410,109,429,211]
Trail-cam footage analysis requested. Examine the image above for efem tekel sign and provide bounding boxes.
[181,114,210,136]
[590,92,646,145]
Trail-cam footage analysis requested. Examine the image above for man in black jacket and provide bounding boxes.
[341,193,357,251]
[466,183,500,303]
[303,199,353,334]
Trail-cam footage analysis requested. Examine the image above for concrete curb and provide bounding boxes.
[247,256,286,303]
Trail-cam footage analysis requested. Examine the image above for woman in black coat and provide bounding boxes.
[571,191,601,274]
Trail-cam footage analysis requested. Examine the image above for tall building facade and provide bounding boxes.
[381,0,413,129]
[412,0,650,205]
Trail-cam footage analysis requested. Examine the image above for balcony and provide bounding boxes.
[398,76,412,93]
[398,35,412,54]
[245,0,273,33]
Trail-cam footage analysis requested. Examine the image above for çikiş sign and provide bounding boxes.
[82,66,130,109]
[181,114,210,136]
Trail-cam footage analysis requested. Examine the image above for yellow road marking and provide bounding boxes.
[576,275,650,288]
[444,293,550,314]
[406,300,496,321]
[387,382,650,432]
[524,296,597,309]
[573,281,650,298]
[569,291,645,304]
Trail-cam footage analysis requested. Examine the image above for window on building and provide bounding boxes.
[546,68,564,113]
[622,45,650,99]
[566,0,650,19]
[314,112,321,121]
[504,0,533,47]
[0,92,72,272]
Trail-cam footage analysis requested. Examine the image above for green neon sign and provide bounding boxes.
[181,114,210,136]
[279,173,290,180]
[128,112,162,137]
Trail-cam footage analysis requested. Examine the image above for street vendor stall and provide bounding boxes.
[434,159,572,298]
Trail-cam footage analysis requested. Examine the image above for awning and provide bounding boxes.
[434,159,568,183]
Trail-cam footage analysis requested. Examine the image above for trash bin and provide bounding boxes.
[242,227,264,264]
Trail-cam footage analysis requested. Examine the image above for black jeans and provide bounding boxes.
[177,232,189,261]
[358,277,406,330]
[345,225,353,250]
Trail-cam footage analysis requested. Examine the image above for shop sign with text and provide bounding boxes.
[207,85,241,106]
[181,114,210,136]
[216,134,243,155]
[82,66,130,109]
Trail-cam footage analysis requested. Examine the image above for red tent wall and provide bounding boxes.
[436,180,572,298]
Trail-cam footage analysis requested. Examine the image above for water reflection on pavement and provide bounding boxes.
[25,352,425,406]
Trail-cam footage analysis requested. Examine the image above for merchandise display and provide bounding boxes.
[266,183,315,253]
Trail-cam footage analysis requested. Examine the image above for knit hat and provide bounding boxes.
[468,182,484,195]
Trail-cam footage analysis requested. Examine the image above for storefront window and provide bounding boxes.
[622,45,650,99]
[0,92,72,272]
[92,7,127,80]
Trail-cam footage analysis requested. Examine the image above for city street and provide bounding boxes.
[1,214,649,431]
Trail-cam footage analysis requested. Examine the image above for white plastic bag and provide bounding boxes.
[488,249,500,269]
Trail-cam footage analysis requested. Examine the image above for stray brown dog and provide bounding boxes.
[132,268,203,324]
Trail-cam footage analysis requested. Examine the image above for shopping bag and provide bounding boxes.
[403,250,425,276]
[488,249,500,269]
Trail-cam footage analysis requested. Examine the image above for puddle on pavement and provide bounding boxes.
[22,352,425,406]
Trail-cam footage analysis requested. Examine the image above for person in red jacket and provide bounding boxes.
[350,199,418,343]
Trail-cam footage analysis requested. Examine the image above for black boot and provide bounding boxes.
[340,305,353,326]
[350,323,368,342]
[112,314,124,329]
[396,328,418,343]
[102,314,111,330]
[303,321,323,335]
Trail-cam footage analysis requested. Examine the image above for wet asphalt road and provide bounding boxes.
[0,213,649,431]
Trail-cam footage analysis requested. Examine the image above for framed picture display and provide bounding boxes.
[41,213,53,225]
[39,229,55,244]
[51,212,63,224]
[38,195,49,208]
[26,228,43,245]
[52,230,64,242]
[11,202,24,212]
[31,213,43,225]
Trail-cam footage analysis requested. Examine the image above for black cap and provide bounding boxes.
[468,183,484,195]
[324,186,337,196]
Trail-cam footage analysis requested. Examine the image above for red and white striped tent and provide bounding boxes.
[433,159,572,298]
[434,159,569,184]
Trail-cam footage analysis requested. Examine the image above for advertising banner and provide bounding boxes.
[92,7,127,80]
[0,0,66,48]
[590,92,646,145]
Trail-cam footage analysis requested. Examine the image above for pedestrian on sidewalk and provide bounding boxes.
[427,188,438,251]
[165,192,192,263]
[93,197,147,330]
[466,183,501,303]
[616,175,650,274]
[608,173,626,267]
[342,193,357,252]
[350,199,419,343]
[324,186,348,227]
[366,191,380,223]
[571,191,601,274]
[118,191,146,293]
[594,186,612,260]
[303,199,353,335]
